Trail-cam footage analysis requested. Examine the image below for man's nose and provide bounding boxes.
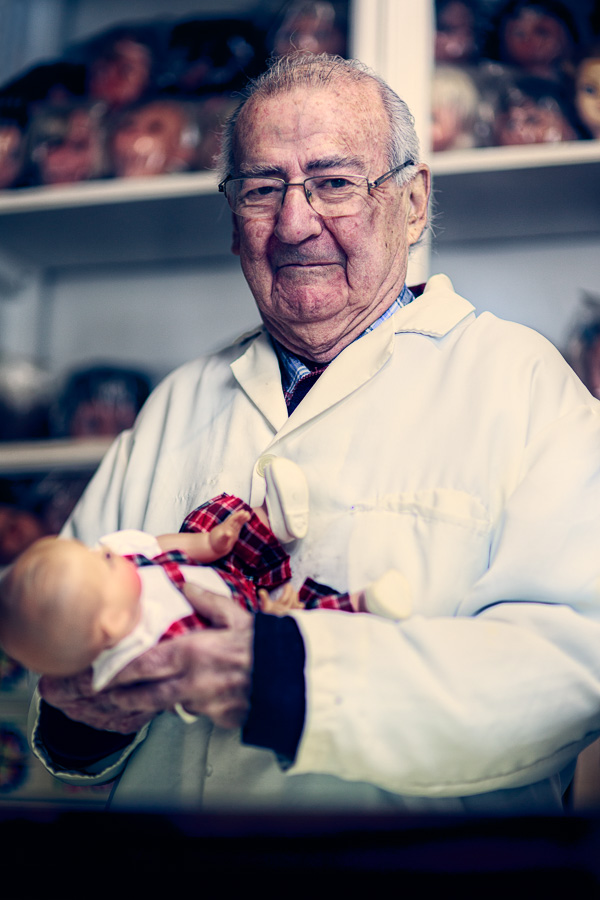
[273,182,323,244]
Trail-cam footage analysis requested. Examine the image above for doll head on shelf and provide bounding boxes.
[0,120,25,189]
[271,1,347,57]
[0,536,142,676]
[488,0,578,81]
[27,103,106,185]
[494,75,577,145]
[435,0,480,64]
[86,27,157,110]
[565,294,600,399]
[165,18,266,96]
[573,45,600,139]
[107,98,201,178]
[432,64,481,151]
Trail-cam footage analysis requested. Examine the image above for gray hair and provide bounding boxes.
[218,53,421,185]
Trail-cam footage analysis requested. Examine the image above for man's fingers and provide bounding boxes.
[181,583,253,628]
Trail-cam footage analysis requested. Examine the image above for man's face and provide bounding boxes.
[230,82,429,361]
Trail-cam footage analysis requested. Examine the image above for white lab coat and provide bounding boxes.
[30,274,600,813]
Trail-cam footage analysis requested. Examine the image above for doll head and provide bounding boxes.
[87,28,156,110]
[490,0,578,80]
[435,0,479,64]
[108,99,200,178]
[432,65,480,151]
[0,120,25,189]
[494,75,577,145]
[574,46,600,139]
[28,103,105,185]
[271,1,346,57]
[0,536,142,676]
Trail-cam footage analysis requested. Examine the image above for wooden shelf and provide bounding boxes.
[0,437,112,474]
[430,141,600,244]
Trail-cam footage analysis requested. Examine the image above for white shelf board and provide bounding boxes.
[0,170,219,214]
[430,141,600,244]
[0,437,112,474]
[431,140,600,175]
[0,171,232,269]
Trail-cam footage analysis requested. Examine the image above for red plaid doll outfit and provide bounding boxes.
[125,493,354,641]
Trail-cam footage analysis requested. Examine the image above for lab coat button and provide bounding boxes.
[256,454,277,476]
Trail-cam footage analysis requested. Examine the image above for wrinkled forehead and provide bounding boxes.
[233,80,389,170]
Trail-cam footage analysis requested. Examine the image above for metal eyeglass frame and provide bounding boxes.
[218,160,415,216]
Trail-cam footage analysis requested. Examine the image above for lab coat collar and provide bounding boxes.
[230,274,475,435]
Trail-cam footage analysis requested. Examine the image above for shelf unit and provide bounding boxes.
[430,141,600,244]
[0,437,112,475]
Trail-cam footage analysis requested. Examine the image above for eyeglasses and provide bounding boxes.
[218,160,414,219]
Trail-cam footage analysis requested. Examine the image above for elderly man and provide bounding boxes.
[31,54,600,813]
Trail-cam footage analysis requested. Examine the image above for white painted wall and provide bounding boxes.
[431,236,600,350]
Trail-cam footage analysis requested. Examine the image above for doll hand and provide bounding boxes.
[39,668,155,734]
[104,586,254,730]
[258,584,305,615]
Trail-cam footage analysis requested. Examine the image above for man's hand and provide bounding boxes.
[40,588,254,733]
[39,669,155,735]
[107,586,253,729]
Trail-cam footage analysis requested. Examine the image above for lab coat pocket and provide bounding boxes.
[347,488,492,616]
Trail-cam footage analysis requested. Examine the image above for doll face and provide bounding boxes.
[503,8,571,73]
[435,1,477,63]
[35,109,102,185]
[496,98,575,145]
[575,59,600,138]
[432,102,464,152]
[0,125,23,189]
[110,102,193,177]
[86,545,143,647]
[273,2,345,57]
[89,38,151,109]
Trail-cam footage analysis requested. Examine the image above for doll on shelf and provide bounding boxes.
[432,64,481,151]
[573,43,600,140]
[434,0,481,65]
[0,459,409,695]
[27,102,106,186]
[270,1,347,58]
[485,0,579,83]
[84,26,158,112]
[0,118,26,189]
[107,98,201,178]
[493,74,577,146]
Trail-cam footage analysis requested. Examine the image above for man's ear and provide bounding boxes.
[406,165,431,247]
[231,213,240,255]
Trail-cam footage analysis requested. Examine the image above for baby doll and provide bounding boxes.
[0,459,408,694]
[0,119,25,189]
[493,75,577,145]
[486,0,578,82]
[28,102,106,186]
[573,44,600,140]
[107,99,201,178]
[432,65,481,152]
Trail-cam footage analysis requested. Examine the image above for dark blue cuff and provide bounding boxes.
[242,612,306,763]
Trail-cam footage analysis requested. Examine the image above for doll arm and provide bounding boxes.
[156,509,251,563]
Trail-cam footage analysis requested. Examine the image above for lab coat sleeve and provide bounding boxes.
[289,399,600,798]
